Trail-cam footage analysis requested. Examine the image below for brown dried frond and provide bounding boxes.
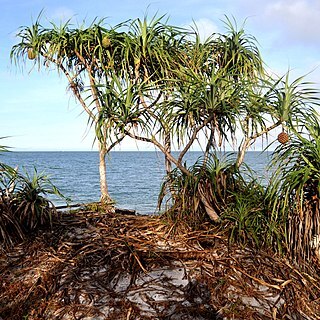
[0,208,319,319]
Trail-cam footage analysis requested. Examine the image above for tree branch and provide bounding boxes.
[178,113,216,165]
[236,120,282,167]
[124,129,191,176]
[43,53,97,122]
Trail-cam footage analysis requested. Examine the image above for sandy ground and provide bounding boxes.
[1,210,320,319]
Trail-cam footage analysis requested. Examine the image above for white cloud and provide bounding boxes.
[50,6,75,22]
[185,18,220,41]
[265,0,320,45]
[193,18,219,37]
[216,0,320,48]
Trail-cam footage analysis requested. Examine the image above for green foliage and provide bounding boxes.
[9,12,320,263]
[222,182,264,247]
[0,164,66,248]
[83,201,115,212]
[222,178,283,250]
[0,188,25,248]
[12,169,63,231]
[265,111,320,261]
[159,154,242,231]
[0,137,10,154]
[11,13,265,162]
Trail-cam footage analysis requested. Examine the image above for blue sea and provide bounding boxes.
[0,151,273,214]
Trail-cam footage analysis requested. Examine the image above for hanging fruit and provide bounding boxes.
[102,36,111,48]
[27,48,36,60]
[277,131,289,144]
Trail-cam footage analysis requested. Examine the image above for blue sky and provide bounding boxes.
[1,0,320,151]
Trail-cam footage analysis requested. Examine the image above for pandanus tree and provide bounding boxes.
[10,15,130,204]
[11,13,318,228]
[10,13,183,205]
[95,15,191,174]
[11,13,269,213]
[155,24,268,221]
[264,80,320,261]
[94,16,271,221]
[103,16,266,166]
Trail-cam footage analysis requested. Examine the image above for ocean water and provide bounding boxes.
[0,151,273,214]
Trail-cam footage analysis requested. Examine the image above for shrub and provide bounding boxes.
[222,179,269,248]
[0,164,66,248]
[159,154,245,232]
[265,113,320,261]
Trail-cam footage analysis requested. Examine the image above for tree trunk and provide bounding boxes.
[98,141,112,205]
[236,138,250,168]
[164,132,172,175]
[164,132,174,207]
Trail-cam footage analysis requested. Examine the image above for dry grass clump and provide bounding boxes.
[0,209,320,319]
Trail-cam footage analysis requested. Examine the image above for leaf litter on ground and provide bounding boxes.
[0,208,320,319]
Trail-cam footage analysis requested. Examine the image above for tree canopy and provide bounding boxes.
[11,13,319,222]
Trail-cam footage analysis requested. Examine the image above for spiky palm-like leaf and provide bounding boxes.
[0,163,67,248]
[159,154,243,231]
[266,111,320,261]
[222,179,269,248]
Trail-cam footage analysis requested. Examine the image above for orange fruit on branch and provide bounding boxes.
[27,48,36,60]
[102,36,111,48]
[277,131,289,144]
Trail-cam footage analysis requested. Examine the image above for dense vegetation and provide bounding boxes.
[3,13,320,264]
[0,146,65,247]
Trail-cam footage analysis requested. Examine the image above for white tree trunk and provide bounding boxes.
[98,141,112,204]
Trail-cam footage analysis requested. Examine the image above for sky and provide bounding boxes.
[1,0,320,151]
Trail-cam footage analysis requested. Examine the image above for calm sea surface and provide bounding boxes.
[1,151,273,214]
